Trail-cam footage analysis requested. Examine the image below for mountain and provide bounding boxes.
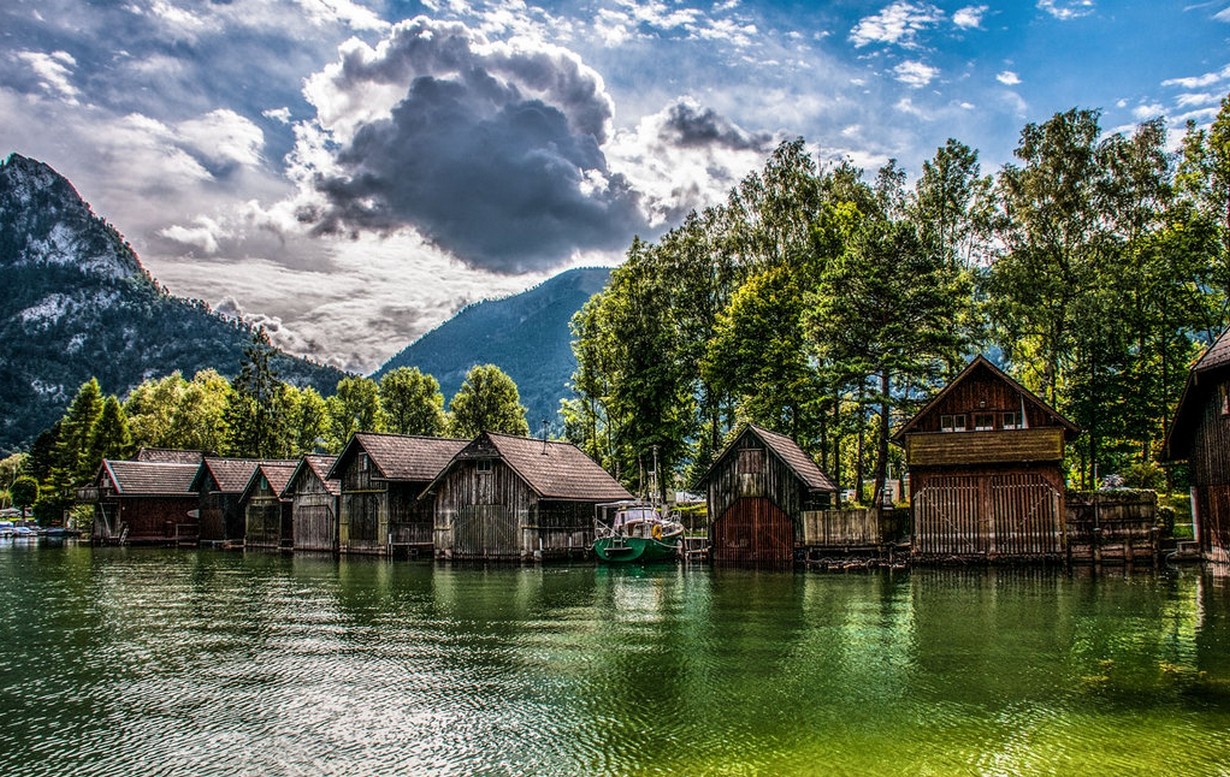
[0,153,345,454]
[373,266,611,430]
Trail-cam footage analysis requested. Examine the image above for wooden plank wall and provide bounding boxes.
[911,469,1063,557]
[103,497,198,544]
[433,458,536,558]
[711,496,794,564]
[1189,390,1230,488]
[802,509,879,546]
[1198,483,1230,560]
[245,498,283,548]
[388,482,433,546]
[707,435,807,531]
[292,473,336,552]
[1065,490,1159,562]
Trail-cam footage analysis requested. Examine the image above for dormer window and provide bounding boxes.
[940,414,967,432]
[974,413,995,431]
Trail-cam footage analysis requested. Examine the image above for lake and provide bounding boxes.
[1,542,1228,776]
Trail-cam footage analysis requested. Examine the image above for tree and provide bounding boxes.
[380,367,447,436]
[167,370,233,454]
[225,328,283,458]
[51,378,105,494]
[325,376,383,452]
[87,395,133,465]
[125,372,189,448]
[10,476,37,520]
[282,384,329,456]
[447,364,530,438]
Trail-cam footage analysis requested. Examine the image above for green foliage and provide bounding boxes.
[225,328,284,458]
[90,396,132,463]
[51,378,104,496]
[447,364,530,438]
[10,476,37,517]
[326,376,384,452]
[380,367,446,436]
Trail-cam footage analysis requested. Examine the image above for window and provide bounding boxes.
[974,413,995,431]
[940,414,967,432]
[358,453,369,472]
[738,448,765,475]
[1221,384,1229,416]
[476,459,493,474]
[1002,412,1019,430]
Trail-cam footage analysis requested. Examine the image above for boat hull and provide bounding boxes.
[593,535,680,563]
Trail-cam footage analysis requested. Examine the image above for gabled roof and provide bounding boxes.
[328,432,468,482]
[281,454,341,498]
[238,462,299,505]
[893,355,1080,441]
[192,457,298,493]
[1164,327,1230,461]
[100,460,199,496]
[136,447,205,464]
[426,432,633,502]
[697,424,836,493]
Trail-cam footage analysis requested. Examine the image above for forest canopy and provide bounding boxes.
[562,98,1230,503]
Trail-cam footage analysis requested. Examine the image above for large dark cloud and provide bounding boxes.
[305,17,647,273]
[659,100,776,152]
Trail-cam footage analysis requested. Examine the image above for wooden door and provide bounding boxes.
[454,505,518,557]
[712,497,794,563]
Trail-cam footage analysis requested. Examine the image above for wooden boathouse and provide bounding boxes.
[328,433,469,556]
[240,462,298,550]
[427,431,632,561]
[896,356,1079,560]
[84,459,200,545]
[699,425,837,564]
[1164,328,1230,564]
[192,457,297,545]
[282,455,341,553]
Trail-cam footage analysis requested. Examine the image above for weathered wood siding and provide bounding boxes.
[94,497,198,545]
[911,370,1066,434]
[338,452,388,555]
[707,436,825,538]
[802,508,902,547]
[911,469,1064,557]
[291,470,337,553]
[434,457,536,559]
[905,428,1064,467]
[389,482,434,547]
[1065,490,1159,562]
[711,496,794,563]
[245,477,290,549]
[1186,386,1230,560]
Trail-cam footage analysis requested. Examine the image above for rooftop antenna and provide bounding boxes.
[540,418,549,455]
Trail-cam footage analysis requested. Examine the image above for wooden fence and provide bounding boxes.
[1065,490,1159,563]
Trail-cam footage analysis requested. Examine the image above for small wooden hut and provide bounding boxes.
[699,424,837,563]
[426,431,632,560]
[896,356,1079,560]
[192,457,297,545]
[1164,329,1230,564]
[282,455,341,553]
[85,460,200,545]
[240,462,298,550]
[328,433,469,556]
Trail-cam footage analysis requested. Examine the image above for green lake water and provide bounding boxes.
[1,542,1229,776]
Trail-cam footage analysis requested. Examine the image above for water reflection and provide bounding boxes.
[1,544,1228,776]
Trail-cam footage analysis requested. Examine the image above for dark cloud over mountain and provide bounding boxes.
[304,17,646,273]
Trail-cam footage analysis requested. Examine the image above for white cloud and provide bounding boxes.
[1161,64,1230,89]
[176,109,265,168]
[1216,5,1230,21]
[1037,0,1096,21]
[1131,102,1164,120]
[291,0,389,32]
[850,2,944,48]
[952,5,988,29]
[894,60,939,88]
[996,70,1021,85]
[16,50,79,103]
[1176,92,1220,108]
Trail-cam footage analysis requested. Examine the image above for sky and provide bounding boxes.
[2,0,1227,374]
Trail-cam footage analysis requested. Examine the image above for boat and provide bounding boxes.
[592,500,685,563]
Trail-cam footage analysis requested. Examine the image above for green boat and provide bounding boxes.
[592,501,684,563]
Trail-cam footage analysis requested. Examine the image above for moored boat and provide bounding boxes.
[592,501,684,563]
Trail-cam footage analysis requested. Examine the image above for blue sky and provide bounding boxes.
[2,0,1227,372]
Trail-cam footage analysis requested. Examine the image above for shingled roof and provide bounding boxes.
[193,457,299,493]
[135,447,205,464]
[698,425,837,493]
[329,432,469,482]
[238,462,299,504]
[453,432,633,502]
[1164,327,1230,460]
[101,460,199,496]
[281,454,341,498]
